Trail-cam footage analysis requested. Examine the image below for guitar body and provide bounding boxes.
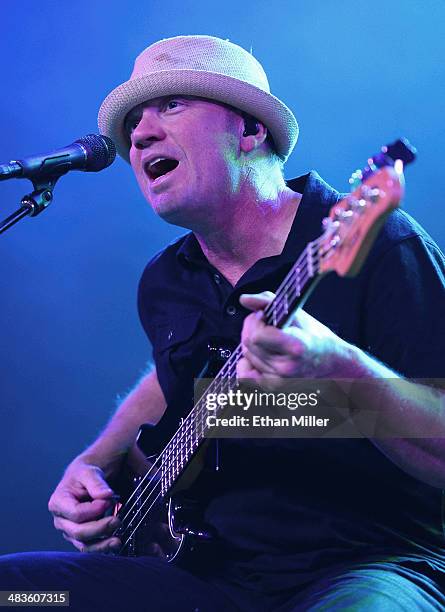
[114,337,233,561]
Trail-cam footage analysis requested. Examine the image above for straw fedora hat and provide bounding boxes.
[98,35,299,163]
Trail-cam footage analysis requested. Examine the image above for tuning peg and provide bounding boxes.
[341,209,354,221]
[348,169,363,190]
[350,198,367,213]
[360,185,381,203]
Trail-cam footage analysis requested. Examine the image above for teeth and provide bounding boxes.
[148,157,167,168]
[145,157,179,181]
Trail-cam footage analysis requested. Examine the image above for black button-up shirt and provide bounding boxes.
[137,172,445,589]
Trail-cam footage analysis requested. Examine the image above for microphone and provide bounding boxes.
[0,134,116,182]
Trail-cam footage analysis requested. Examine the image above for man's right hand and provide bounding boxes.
[48,460,121,553]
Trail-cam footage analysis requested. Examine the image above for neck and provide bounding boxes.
[194,178,301,286]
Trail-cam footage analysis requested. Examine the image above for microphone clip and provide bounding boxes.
[0,176,58,235]
[21,186,54,217]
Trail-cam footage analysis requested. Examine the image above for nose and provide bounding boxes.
[131,107,166,150]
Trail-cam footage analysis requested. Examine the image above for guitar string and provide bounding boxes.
[116,248,323,544]
[119,490,162,553]
[115,242,320,529]
[115,241,324,543]
[115,244,317,526]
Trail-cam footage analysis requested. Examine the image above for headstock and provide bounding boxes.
[318,139,416,277]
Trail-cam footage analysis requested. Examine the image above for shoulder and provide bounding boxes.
[375,208,438,251]
[137,232,192,343]
[364,208,444,271]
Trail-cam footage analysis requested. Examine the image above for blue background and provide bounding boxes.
[0,0,443,553]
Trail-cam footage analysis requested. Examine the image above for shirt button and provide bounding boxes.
[167,330,174,340]
[213,273,221,284]
[226,305,237,316]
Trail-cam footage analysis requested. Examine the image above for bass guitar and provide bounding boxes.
[112,138,416,561]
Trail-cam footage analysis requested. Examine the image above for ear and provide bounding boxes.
[240,121,268,154]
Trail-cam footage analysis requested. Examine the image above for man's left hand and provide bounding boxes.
[238,292,362,383]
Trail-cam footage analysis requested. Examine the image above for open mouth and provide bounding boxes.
[145,157,179,182]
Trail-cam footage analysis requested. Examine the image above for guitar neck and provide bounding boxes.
[262,238,324,328]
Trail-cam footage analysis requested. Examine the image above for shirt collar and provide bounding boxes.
[279,170,341,265]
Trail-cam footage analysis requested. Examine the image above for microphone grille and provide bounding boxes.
[76,134,117,171]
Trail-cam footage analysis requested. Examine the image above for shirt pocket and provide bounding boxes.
[153,312,203,382]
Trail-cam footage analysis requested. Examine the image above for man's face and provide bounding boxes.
[126,95,243,228]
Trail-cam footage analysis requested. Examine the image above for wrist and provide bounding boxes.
[72,447,124,479]
[335,336,392,380]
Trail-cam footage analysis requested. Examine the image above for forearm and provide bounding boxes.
[349,345,445,488]
[76,368,167,478]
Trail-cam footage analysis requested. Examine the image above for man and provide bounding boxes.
[0,35,444,611]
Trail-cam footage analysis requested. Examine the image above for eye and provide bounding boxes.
[129,119,140,132]
[163,98,183,111]
[124,113,141,138]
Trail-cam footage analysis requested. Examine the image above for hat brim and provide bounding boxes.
[98,69,299,163]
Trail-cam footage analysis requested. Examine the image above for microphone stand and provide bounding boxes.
[0,177,58,235]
